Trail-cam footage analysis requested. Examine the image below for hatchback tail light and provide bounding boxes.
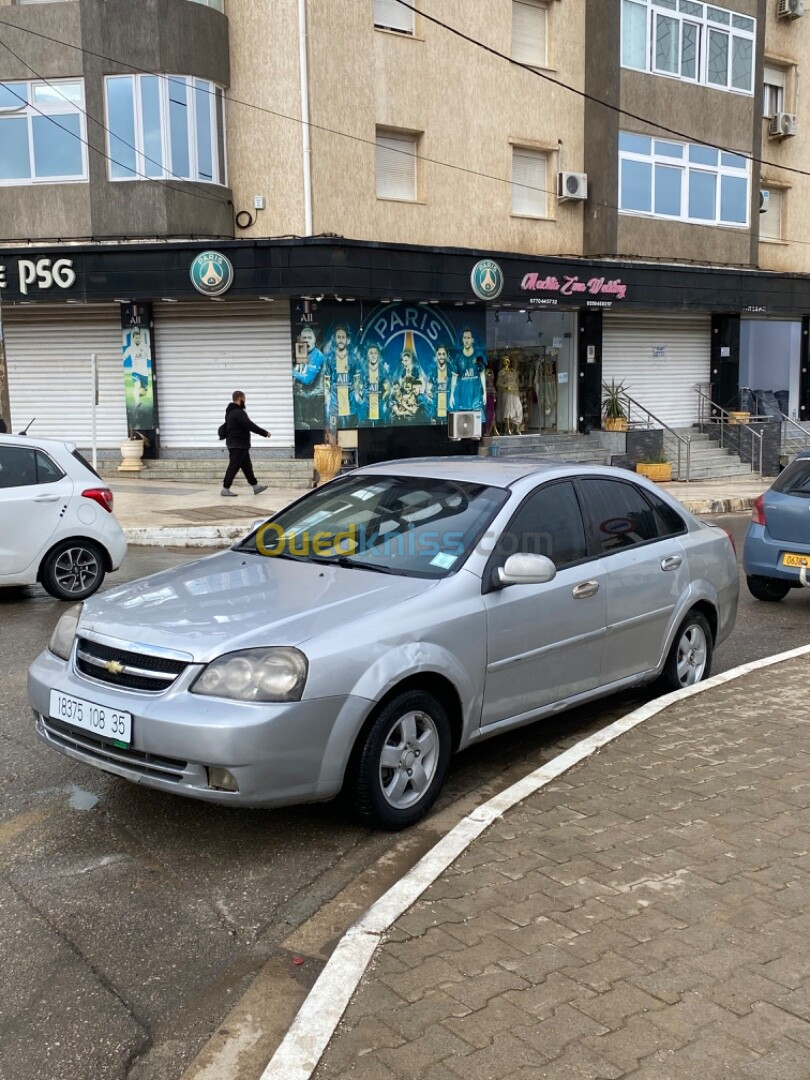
[82,487,114,513]
[751,494,766,526]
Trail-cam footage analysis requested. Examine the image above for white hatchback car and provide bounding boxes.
[0,433,127,600]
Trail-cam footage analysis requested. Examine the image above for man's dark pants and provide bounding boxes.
[223,449,257,489]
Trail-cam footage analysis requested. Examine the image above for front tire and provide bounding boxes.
[746,575,791,603]
[349,690,451,830]
[40,540,106,601]
[659,611,713,691]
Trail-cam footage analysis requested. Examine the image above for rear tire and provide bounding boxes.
[659,611,713,692]
[746,575,791,603]
[349,690,451,830]
[40,540,106,601]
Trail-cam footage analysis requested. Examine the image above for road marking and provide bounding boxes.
[260,642,810,1080]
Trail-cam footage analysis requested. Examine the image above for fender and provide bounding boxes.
[654,580,719,673]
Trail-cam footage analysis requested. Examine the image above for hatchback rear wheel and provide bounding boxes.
[746,574,791,603]
[659,611,713,691]
[349,690,451,830]
[41,540,105,601]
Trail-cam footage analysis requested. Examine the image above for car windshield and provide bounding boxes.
[772,458,810,498]
[238,473,509,578]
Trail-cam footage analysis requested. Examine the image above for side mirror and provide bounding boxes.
[497,553,557,587]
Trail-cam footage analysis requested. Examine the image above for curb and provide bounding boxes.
[259,643,810,1080]
[677,496,754,514]
[124,526,244,547]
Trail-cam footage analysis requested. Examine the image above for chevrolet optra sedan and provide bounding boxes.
[29,459,738,829]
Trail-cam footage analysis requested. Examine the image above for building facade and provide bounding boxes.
[0,0,808,461]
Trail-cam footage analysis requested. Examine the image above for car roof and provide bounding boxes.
[0,432,75,453]
[355,456,634,487]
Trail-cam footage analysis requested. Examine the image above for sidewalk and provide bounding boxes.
[286,652,810,1080]
[109,473,767,547]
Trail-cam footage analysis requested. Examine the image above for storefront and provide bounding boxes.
[2,238,810,462]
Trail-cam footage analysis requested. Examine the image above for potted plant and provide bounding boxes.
[119,429,150,472]
[636,455,672,483]
[602,379,629,431]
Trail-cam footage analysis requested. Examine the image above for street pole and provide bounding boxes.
[0,291,10,433]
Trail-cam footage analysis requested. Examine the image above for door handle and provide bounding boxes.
[33,494,61,503]
[661,556,683,571]
[572,580,600,599]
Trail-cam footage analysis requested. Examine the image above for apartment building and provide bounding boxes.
[0,0,808,463]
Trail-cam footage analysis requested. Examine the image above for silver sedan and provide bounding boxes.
[29,459,738,829]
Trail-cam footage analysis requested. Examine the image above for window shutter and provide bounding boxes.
[764,65,786,89]
[512,0,547,67]
[512,148,548,216]
[373,0,415,34]
[376,132,417,200]
[760,190,782,241]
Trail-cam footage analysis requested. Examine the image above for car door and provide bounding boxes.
[0,445,73,577]
[576,477,690,683]
[481,479,607,729]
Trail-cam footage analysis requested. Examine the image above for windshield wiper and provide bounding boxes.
[317,555,399,575]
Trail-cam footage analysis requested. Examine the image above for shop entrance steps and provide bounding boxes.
[98,455,316,489]
[663,428,756,480]
[780,420,810,466]
[479,432,612,465]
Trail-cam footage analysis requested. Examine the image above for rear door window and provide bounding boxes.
[0,446,38,488]
[577,478,664,554]
[35,451,65,484]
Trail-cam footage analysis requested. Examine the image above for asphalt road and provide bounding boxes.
[1,514,808,1080]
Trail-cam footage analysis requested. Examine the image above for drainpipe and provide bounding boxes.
[298,0,313,236]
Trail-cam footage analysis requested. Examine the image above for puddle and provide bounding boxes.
[68,785,99,811]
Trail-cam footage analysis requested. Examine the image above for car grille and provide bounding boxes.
[75,637,189,693]
[40,715,188,783]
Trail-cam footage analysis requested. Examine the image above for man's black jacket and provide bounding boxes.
[224,401,268,449]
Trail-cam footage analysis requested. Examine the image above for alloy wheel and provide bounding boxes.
[53,546,101,595]
[675,623,708,686]
[378,709,440,810]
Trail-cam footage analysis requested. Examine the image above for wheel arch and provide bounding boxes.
[36,535,114,581]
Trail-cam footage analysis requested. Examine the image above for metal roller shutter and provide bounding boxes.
[153,302,294,449]
[602,314,711,427]
[4,305,127,447]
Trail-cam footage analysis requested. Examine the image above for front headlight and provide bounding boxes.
[48,604,83,661]
[190,647,308,703]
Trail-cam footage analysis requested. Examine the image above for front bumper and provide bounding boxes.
[743,525,810,583]
[28,648,371,808]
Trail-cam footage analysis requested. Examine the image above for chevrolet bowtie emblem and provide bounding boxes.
[105,660,125,675]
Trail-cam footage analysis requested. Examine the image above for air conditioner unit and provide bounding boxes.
[768,112,798,137]
[777,0,803,18]
[557,171,588,202]
[760,189,770,213]
[448,411,482,440]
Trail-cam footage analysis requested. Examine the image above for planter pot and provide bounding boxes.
[313,444,343,485]
[636,462,672,483]
[728,411,750,425]
[603,417,628,432]
[118,439,145,472]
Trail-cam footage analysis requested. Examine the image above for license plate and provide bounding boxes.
[49,690,132,746]
[782,553,810,568]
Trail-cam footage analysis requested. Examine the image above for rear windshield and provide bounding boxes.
[772,458,810,497]
[72,449,102,481]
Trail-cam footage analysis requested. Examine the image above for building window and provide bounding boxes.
[511,147,549,217]
[0,79,87,186]
[763,65,786,118]
[621,0,755,95]
[760,189,783,241]
[619,131,749,227]
[375,130,418,201]
[512,0,548,68]
[374,0,414,34]
[104,75,226,184]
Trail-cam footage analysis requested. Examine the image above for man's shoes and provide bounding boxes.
[253,484,268,495]
[221,488,238,497]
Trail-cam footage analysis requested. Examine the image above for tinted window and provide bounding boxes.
[0,446,37,488]
[578,478,661,553]
[645,491,686,536]
[35,450,64,484]
[72,449,101,480]
[772,458,810,497]
[496,482,588,568]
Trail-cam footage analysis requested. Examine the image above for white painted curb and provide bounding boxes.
[124,526,244,548]
[260,643,810,1080]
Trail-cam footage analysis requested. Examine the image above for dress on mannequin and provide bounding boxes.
[497,357,523,433]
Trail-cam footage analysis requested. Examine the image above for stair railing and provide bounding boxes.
[694,387,763,478]
[778,412,810,458]
[622,392,692,482]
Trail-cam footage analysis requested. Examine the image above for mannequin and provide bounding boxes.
[497,356,523,435]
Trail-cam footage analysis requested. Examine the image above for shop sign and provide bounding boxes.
[190,251,234,297]
[470,259,504,301]
[0,257,76,296]
[521,273,627,301]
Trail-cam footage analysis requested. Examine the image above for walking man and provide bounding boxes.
[221,390,270,496]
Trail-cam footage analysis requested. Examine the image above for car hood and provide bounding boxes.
[78,548,439,662]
